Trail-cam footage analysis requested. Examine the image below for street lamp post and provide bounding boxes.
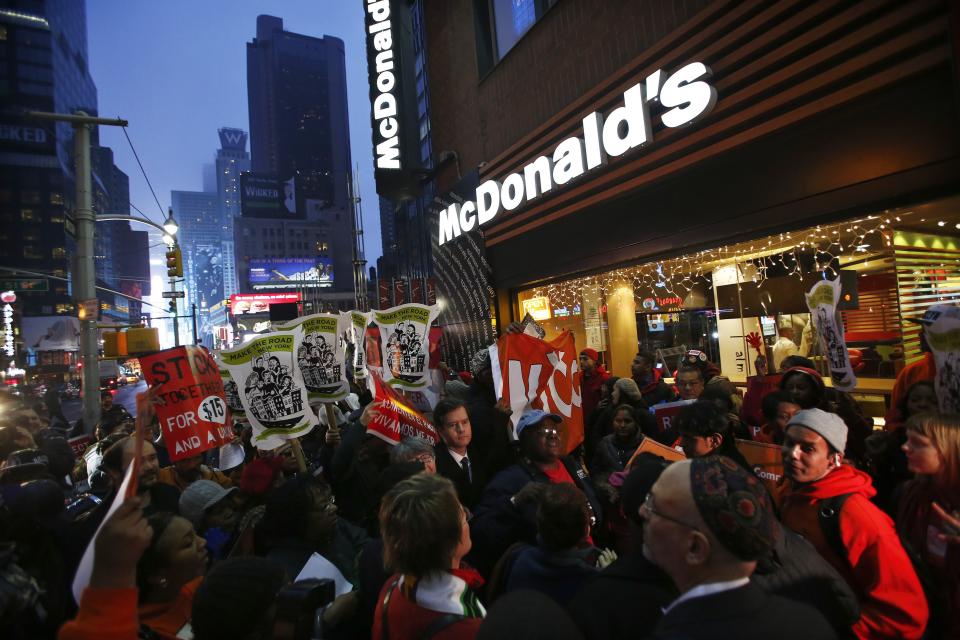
[28,111,127,434]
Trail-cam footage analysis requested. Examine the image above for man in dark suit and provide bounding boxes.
[642,456,837,640]
[433,398,482,509]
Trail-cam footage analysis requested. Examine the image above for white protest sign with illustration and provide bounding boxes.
[805,278,857,392]
[919,304,960,413]
[341,310,371,379]
[372,303,439,390]
[280,313,350,404]
[214,352,246,421]
[219,331,318,450]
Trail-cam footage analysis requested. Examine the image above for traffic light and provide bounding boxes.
[166,245,183,278]
[169,300,177,314]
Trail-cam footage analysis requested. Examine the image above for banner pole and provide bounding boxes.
[289,438,307,473]
[323,403,340,436]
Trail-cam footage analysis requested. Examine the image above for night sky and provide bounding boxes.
[87,0,382,322]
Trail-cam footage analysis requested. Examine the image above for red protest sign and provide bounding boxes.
[141,346,233,461]
[493,331,584,454]
[652,399,695,434]
[736,438,784,498]
[365,369,439,446]
[68,435,92,458]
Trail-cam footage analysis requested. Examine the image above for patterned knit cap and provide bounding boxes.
[690,455,777,561]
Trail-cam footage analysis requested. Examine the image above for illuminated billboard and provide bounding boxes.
[248,257,333,290]
[229,293,302,316]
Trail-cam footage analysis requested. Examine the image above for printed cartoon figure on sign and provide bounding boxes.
[373,304,440,390]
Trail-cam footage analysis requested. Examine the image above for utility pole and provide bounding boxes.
[28,111,127,434]
[191,303,198,345]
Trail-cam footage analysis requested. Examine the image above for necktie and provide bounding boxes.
[461,456,472,483]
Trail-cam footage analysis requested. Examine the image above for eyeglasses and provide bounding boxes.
[640,492,701,531]
[530,426,560,438]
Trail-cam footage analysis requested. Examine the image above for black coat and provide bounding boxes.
[470,456,602,576]
[568,552,677,640]
[651,582,837,640]
[434,441,483,509]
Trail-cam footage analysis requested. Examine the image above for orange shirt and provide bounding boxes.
[59,587,139,640]
[139,576,202,639]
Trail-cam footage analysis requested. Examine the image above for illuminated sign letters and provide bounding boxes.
[438,62,718,245]
[367,0,401,170]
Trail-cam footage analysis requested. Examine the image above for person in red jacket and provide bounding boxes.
[778,408,928,639]
[579,348,610,426]
[374,473,485,639]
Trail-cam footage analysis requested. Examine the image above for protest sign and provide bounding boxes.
[806,278,857,392]
[341,310,372,379]
[736,438,784,496]
[625,436,686,468]
[219,332,318,450]
[490,331,583,454]
[741,373,783,431]
[652,399,696,434]
[141,346,232,461]
[68,434,92,458]
[215,352,246,420]
[281,313,350,404]
[365,369,439,446]
[372,303,440,390]
[921,304,960,413]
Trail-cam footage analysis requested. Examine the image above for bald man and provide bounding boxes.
[641,456,836,639]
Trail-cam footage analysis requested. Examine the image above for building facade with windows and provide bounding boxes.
[409,0,960,409]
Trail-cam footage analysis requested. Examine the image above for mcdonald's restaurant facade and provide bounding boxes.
[372,0,960,417]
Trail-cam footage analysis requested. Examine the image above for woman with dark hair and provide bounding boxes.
[674,400,752,472]
[779,366,872,461]
[896,413,960,638]
[374,473,484,639]
[584,376,619,460]
[590,405,643,480]
[136,512,208,639]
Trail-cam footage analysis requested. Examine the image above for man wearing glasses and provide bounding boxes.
[640,456,836,639]
[469,409,602,576]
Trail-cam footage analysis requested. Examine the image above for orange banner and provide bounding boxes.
[625,436,687,468]
[735,438,784,495]
[492,331,584,453]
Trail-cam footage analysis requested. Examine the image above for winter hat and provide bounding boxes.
[613,378,643,402]
[443,379,470,401]
[690,455,777,561]
[515,409,562,438]
[780,366,826,394]
[179,479,237,529]
[218,442,246,472]
[191,557,287,640]
[239,456,283,496]
[580,348,600,362]
[787,408,848,454]
[0,448,49,484]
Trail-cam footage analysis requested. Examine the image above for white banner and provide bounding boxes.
[280,313,350,404]
[372,303,440,390]
[805,278,857,392]
[922,305,960,413]
[341,310,371,380]
[219,331,318,450]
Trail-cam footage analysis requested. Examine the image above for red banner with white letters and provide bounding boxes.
[492,331,584,454]
[141,346,233,461]
[365,369,439,446]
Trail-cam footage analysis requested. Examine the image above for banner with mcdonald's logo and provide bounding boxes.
[490,331,583,454]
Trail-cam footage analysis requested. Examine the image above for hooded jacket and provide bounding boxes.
[779,465,928,639]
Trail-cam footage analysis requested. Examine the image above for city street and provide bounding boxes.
[61,379,146,425]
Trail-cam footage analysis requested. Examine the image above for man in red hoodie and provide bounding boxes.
[779,408,928,639]
[579,348,610,425]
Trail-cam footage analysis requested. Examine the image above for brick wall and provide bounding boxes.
[423,0,713,191]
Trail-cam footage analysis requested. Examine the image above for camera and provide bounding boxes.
[272,578,336,640]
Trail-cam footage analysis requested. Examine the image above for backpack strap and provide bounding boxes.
[420,613,467,639]
[380,576,402,640]
[817,493,853,567]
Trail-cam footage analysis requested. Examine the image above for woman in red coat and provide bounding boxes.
[374,473,485,639]
[897,413,960,639]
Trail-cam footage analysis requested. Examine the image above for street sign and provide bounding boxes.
[161,291,186,299]
[0,278,48,292]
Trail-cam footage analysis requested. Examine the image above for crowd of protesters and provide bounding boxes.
[0,313,957,640]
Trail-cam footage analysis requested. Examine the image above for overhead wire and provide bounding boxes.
[120,125,167,227]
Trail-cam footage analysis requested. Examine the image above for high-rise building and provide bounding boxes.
[0,2,147,378]
[215,127,250,299]
[242,15,356,297]
[247,15,351,208]
[170,190,222,347]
